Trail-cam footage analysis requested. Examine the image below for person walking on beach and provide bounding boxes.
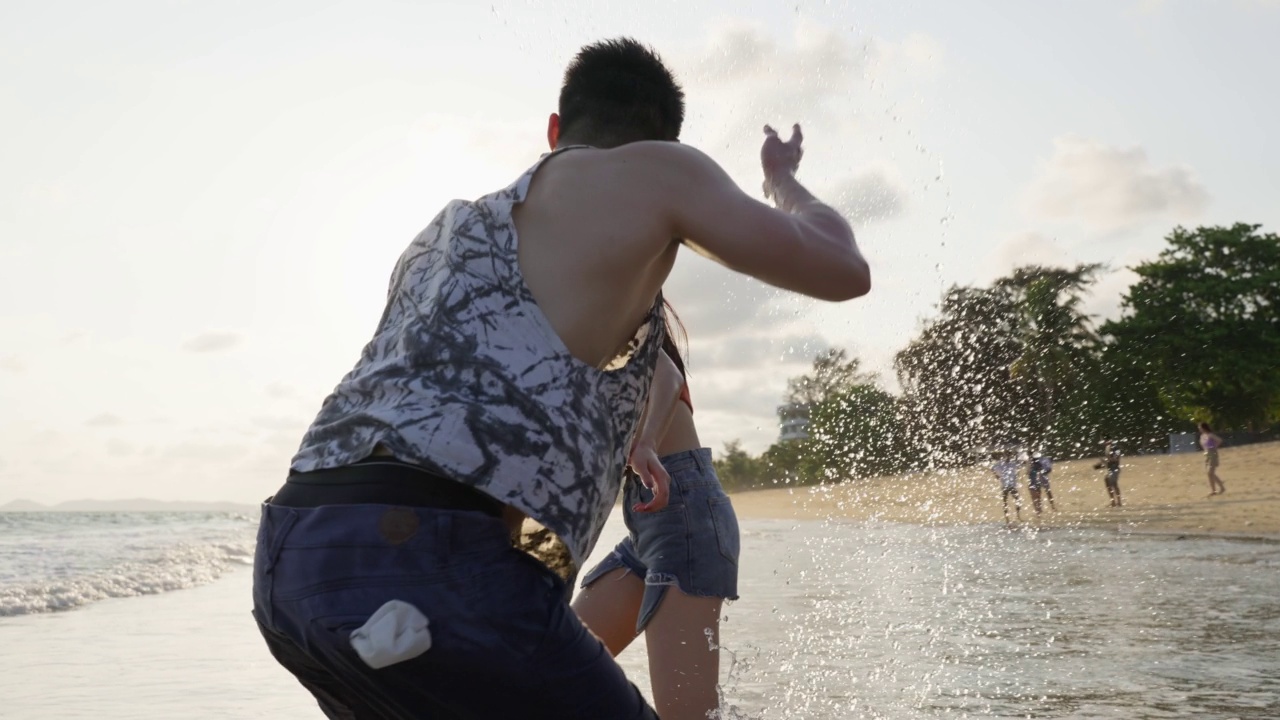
[1027,451,1056,514]
[574,309,738,720]
[1198,422,1227,496]
[992,453,1022,522]
[251,37,871,719]
[1094,439,1123,507]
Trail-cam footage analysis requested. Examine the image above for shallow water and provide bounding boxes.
[695,519,1280,718]
[0,511,254,616]
[1,513,1277,719]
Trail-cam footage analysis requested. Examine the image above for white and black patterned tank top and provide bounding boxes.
[290,146,665,572]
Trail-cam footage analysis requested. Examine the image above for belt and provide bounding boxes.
[269,458,504,517]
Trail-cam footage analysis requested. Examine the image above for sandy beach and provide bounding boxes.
[730,440,1280,538]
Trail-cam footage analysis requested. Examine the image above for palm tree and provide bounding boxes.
[999,264,1102,451]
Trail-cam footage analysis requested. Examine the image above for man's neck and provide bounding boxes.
[554,133,599,149]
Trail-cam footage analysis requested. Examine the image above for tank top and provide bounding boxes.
[289,146,666,573]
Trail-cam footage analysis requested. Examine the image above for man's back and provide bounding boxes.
[513,145,679,369]
[516,139,871,371]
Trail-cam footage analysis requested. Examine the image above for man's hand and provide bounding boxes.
[629,441,671,512]
[761,123,804,199]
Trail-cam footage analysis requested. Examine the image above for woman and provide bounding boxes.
[1198,422,1226,496]
[573,308,740,720]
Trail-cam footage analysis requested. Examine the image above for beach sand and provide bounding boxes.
[730,440,1280,538]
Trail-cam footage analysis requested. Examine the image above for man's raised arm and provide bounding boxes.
[647,124,871,302]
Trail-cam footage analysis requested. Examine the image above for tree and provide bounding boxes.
[895,285,1025,466]
[803,383,911,481]
[998,264,1103,452]
[1101,224,1280,430]
[713,439,765,492]
[785,348,871,406]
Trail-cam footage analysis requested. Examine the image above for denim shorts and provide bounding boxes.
[253,502,657,719]
[580,448,740,633]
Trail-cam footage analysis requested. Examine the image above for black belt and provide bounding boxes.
[269,458,504,517]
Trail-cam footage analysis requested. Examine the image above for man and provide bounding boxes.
[1094,439,1123,507]
[253,38,870,719]
[992,453,1022,523]
[1027,451,1055,514]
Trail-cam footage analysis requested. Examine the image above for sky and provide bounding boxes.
[1,0,1278,504]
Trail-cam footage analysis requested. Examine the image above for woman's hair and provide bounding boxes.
[1199,422,1213,432]
[661,299,688,379]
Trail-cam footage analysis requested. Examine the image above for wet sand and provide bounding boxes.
[730,440,1280,538]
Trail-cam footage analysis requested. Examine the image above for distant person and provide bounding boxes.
[991,453,1022,522]
[1094,439,1123,507]
[1027,451,1056,514]
[250,38,871,718]
[574,310,738,720]
[1198,422,1227,496]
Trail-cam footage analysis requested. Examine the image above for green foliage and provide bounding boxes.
[712,439,769,492]
[784,348,871,405]
[804,384,911,481]
[999,264,1103,450]
[1101,224,1280,431]
[713,223,1279,488]
[894,285,1024,465]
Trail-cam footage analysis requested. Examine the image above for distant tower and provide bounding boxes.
[777,402,811,442]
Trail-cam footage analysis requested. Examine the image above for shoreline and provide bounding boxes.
[727,440,1280,538]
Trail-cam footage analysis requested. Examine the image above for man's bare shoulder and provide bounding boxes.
[605,140,719,174]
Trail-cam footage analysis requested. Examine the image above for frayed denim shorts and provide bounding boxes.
[580,448,740,633]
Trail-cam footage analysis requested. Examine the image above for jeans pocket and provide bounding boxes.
[253,505,299,628]
[708,495,740,566]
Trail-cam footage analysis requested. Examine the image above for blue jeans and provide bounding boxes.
[252,502,657,719]
[581,448,740,633]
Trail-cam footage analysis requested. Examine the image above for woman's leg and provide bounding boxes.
[644,589,724,720]
[572,568,646,657]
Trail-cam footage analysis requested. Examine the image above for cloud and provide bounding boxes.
[1024,135,1209,232]
[250,415,311,433]
[0,355,25,373]
[690,332,828,373]
[677,21,939,182]
[264,382,297,399]
[992,232,1070,272]
[182,332,242,353]
[1135,0,1278,14]
[696,377,791,420]
[85,413,124,427]
[106,438,137,457]
[663,257,798,340]
[827,169,907,224]
[160,442,251,463]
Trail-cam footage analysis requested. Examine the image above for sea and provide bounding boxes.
[1,510,1277,719]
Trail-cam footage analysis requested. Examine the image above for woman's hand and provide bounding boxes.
[629,441,671,512]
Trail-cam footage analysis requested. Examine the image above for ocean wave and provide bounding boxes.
[0,538,255,617]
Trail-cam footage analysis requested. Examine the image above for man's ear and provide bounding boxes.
[547,113,560,150]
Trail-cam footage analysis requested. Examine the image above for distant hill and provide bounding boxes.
[1,499,47,511]
[1,498,258,513]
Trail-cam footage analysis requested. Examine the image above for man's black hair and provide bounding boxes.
[559,38,685,147]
